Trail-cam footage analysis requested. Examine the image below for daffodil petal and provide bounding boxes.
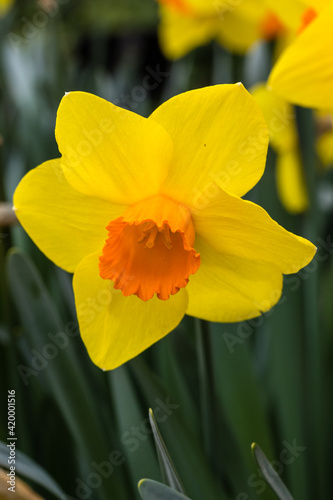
[56,91,173,204]
[158,5,218,59]
[13,159,126,272]
[263,0,308,31]
[276,150,309,213]
[316,127,333,167]
[192,188,315,273]
[268,3,333,110]
[73,252,188,370]
[216,1,266,53]
[251,82,298,154]
[186,236,283,322]
[150,84,268,205]
[0,0,12,15]
[159,0,231,16]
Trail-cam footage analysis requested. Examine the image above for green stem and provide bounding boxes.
[296,106,325,499]
[195,319,217,469]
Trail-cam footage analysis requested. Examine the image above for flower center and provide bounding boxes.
[298,7,317,34]
[137,221,173,250]
[159,0,192,15]
[260,11,286,40]
[99,195,200,301]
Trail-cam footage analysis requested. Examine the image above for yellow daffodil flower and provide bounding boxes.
[263,0,310,31]
[0,0,14,16]
[316,112,333,166]
[157,0,285,59]
[13,84,316,370]
[251,83,308,213]
[268,2,333,109]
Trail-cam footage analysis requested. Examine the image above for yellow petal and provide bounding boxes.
[192,188,315,273]
[263,0,309,31]
[251,83,298,153]
[268,3,333,109]
[276,150,309,213]
[13,159,126,272]
[0,0,13,15]
[184,0,229,15]
[158,0,268,58]
[150,83,269,206]
[73,252,188,370]
[216,0,267,53]
[56,91,173,204]
[158,5,218,60]
[159,0,230,16]
[186,235,283,322]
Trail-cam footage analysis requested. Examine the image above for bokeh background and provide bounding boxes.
[1,1,332,499]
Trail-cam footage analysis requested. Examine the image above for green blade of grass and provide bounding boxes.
[138,479,192,500]
[252,443,294,500]
[6,249,127,500]
[130,358,229,500]
[109,365,161,499]
[149,409,185,494]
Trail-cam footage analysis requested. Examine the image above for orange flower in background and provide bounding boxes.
[156,0,285,59]
[13,84,316,370]
[268,1,333,109]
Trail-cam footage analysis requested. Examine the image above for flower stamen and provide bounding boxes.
[99,195,200,301]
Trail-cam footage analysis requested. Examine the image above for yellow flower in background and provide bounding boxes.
[263,0,311,31]
[13,85,316,370]
[156,0,285,59]
[251,83,308,213]
[0,0,14,16]
[316,112,333,167]
[268,1,333,109]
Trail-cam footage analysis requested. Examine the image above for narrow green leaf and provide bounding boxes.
[210,322,275,470]
[195,320,216,465]
[6,250,104,457]
[138,479,192,500]
[153,333,199,440]
[252,443,294,500]
[6,249,126,500]
[130,358,228,500]
[149,409,185,494]
[109,365,161,497]
[0,442,65,499]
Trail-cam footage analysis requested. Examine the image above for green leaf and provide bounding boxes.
[138,479,192,500]
[195,320,216,465]
[252,443,294,500]
[130,358,228,500]
[109,365,161,498]
[6,249,126,500]
[265,284,309,500]
[153,332,200,440]
[148,409,185,494]
[210,322,275,469]
[0,441,65,499]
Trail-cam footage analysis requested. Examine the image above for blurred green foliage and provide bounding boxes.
[1,1,333,499]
